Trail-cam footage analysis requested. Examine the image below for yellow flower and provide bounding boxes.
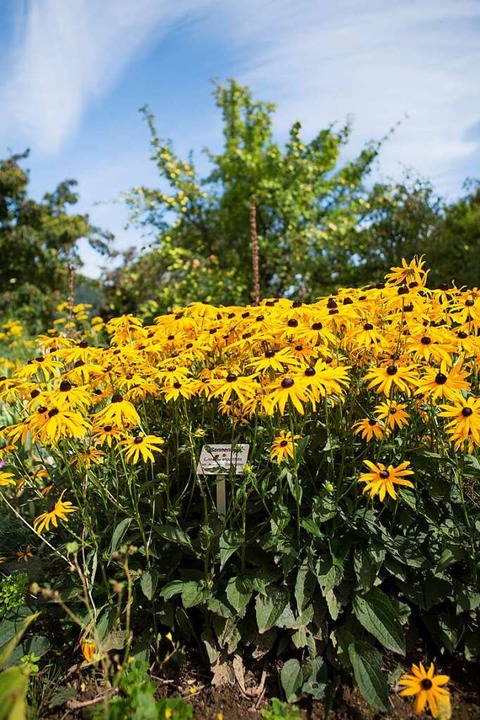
[119,434,165,463]
[374,400,410,431]
[363,363,419,396]
[354,418,385,442]
[0,471,16,486]
[33,491,77,534]
[80,638,97,663]
[93,394,140,428]
[358,460,414,501]
[416,362,470,403]
[385,256,429,287]
[270,431,300,463]
[263,375,308,415]
[398,662,450,718]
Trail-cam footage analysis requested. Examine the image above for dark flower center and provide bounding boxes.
[112,393,123,403]
[265,350,275,358]
[327,299,337,309]
[30,389,41,399]
[48,408,59,417]
[389,408,397,414]
[288,319,298,327]
[420,679,433,690]
[226,374,237,383]
[462,407,473,417]
[104,426,112,432]
[256,315,264,322]
[435,373,447,385]
[398,286,409,295]
[281,378,294,389]
[60,380,72,392]
[343,297,353,305]
[280,440,289,447]
[363,323,374,331]
[457,331,468,339]
[421,337,431,345]
[173,382,182,389]
[386,365,398,376]
[404,303,414,312]
[312,322,323,330]
[465,299,475,307]
[368,419,377,426]
[134,437,143,444]
[304,367,316,377]
[379,470,389,479]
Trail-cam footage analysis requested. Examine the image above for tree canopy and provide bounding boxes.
[0,150,111,330]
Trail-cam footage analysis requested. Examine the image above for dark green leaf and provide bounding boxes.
[353,588,405,655]
[348,642,388,712]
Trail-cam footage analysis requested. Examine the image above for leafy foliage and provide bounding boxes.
[0,150,111,330]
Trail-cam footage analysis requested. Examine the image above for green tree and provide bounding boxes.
[425,181,480,288]
[108,80,386,317]
[0,150,111,330]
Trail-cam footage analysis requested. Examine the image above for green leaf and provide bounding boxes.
[300,518,321,537]
[154,524,194,551]
[256,587,290,633]
[280,659,303,702]
[219,530,244,568]
[226,576,252,617]
[0,613,40,667]
[109,518,133,555]
[181,581,206,608]
[348,642,388,712]
[140,569,158,601]
[0,666,29,720]
[353,588,405,655]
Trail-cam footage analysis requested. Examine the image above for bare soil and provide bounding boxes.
[45,652,480,720]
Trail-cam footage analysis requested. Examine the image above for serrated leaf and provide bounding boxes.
[256,587,290,633]
[280,658,303,702]
[348,642,388,712]
[226,576,251,617]
[154,524,193,551]
[219,530,244,568]
[181,580,206,608]
[353,588,405,655]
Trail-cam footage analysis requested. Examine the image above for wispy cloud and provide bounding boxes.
[207,0,480,194]
[0,0,218,154]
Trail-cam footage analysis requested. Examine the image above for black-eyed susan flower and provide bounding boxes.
[32,407,91,445]
[0,471,16,487]
[358,460,414,501]
[439,395,480,448]
[353,418,385,441]
[385,256,429,287]
[119,434,165,463]
[398,662,450,718]
[33,491,77,534]
[94,394,140,427]
[92,422,125,447]
[270,430,300,463]
[263,375,308,415]
[374,400,410,431]
[416,362,470,403]
[363,362,419,396]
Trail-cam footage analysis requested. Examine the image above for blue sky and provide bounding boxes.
[1,0,479,277]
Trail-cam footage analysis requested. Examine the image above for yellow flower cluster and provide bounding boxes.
[1,256,480,525]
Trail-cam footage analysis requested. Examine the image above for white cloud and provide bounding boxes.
[206,0,480,194]
[0,0,219,154]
